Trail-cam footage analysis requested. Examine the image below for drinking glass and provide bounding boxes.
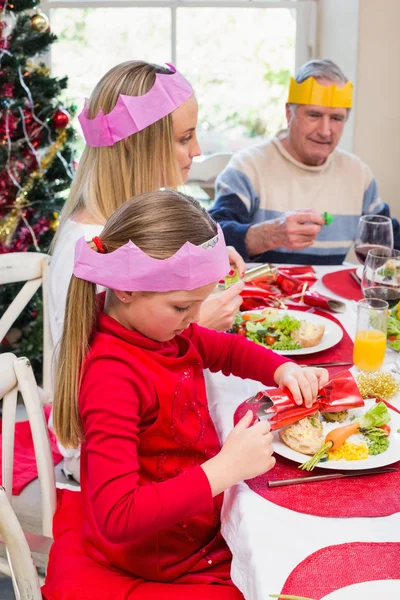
[353,298,388,372]
[354,215,394,264]
[361,248,400,308]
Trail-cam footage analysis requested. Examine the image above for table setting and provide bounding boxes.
[206,236,400,599]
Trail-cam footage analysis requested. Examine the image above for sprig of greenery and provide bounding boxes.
[299,442,331,471]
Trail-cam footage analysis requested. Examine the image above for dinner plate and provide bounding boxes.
[240,309,343,356]
[272,400,400,470]
[321,580,400,599]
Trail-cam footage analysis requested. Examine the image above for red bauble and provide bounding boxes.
[51,109,69,129]
[2,83,14,97]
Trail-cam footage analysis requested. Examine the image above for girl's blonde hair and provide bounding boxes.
[55,61,182,236]
[54,189,217,448]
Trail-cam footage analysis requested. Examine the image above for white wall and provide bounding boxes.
[353,0,400,219]
[317,0,359,153]
[317,0,400,219]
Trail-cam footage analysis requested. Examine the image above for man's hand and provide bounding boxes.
[245,209,325,257]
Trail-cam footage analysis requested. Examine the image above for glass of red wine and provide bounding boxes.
[354,215,394,264]
[361,248,400,308]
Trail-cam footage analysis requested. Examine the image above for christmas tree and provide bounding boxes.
[0,0,76,379]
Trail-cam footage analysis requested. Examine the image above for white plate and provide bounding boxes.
[273,399,400,470]
[322,580,400,599]
[356,265,363,281]
[241,309,343,356]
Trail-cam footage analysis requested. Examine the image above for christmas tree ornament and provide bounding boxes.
[51,108,69,129]
[30,10,49,33]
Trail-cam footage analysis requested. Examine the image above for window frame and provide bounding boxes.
[43,0,317,69]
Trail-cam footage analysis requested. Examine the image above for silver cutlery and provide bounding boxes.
[297,361,353,368]
[267,467,397,487]
[350,270,362,285]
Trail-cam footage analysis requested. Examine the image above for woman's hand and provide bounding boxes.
[201,410,275,496]
[199,280,244,331]
[227,246,246,277]
[273,363,329,408]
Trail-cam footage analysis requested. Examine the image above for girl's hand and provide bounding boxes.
[273,363,329,408]
[201,410,275,496]
[227,246,246,277]
[199,280,244,332]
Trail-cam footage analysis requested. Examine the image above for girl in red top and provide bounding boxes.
[44,189,328,600]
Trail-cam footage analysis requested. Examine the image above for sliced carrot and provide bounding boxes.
[325,421,360,451]
[242,313,266,322]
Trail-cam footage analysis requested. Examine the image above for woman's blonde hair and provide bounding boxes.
[53,189,217,448]
[55,61,182,235]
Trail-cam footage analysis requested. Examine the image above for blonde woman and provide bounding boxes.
[49,60,245,349]
[48,60,245,481]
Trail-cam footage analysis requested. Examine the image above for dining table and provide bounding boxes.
[205,263,400,600]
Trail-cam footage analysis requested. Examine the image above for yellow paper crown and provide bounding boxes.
[288,77,353,108]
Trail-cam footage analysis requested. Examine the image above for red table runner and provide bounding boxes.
[0,405,63,495]
[280,542,400,599]
[233,451,400,517]
[322,268,363,302]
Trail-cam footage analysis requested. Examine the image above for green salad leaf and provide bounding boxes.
[358,402,391,429]
[388,315,400,337]
[244,314,301,350]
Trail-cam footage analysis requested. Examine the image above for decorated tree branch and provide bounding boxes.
[0,0,76,378]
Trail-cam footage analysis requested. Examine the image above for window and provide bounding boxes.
[46,0,316,153]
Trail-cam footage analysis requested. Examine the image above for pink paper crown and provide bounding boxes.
[73,224,230,292]
[78,63,194,147]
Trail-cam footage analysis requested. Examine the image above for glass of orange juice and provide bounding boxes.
[353,298,388,372]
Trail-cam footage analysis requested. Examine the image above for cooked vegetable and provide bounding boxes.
[321,410,349,423]
[301,402,392,470]
[328,441,369,461]
[379,424,391,435]
[325,421,361,450]
[368,437,390,455]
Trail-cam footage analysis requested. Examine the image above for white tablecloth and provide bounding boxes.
[205,265,400,600]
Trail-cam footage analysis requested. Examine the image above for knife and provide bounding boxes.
[297,361,353,368]
[268,467,397,487]
[350,270,362,285]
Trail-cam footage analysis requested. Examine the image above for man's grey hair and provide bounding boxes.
[288,59,349,117]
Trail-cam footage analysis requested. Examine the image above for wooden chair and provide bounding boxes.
[0,353,55,583]
[186,152,233,199]
[0,253,53,396]
[0,486,42,599]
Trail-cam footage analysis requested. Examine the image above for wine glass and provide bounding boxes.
[354,215,394,265]
[361,248,400,308]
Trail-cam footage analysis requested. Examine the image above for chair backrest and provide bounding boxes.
[0,252,53,394]
[0,353,57,539]
[0,487,42,600]
[186,153,233,188]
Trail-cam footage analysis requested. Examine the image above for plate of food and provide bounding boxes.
[273,400,400,470]
[387,302,400,351]
[322,580,400,600]
[231,308,343,355]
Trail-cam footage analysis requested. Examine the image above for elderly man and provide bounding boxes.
[210,59,400,264]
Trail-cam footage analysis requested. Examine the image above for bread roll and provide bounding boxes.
[298,321,325,348]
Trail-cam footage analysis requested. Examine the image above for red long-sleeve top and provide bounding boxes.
[79,311,290,583]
